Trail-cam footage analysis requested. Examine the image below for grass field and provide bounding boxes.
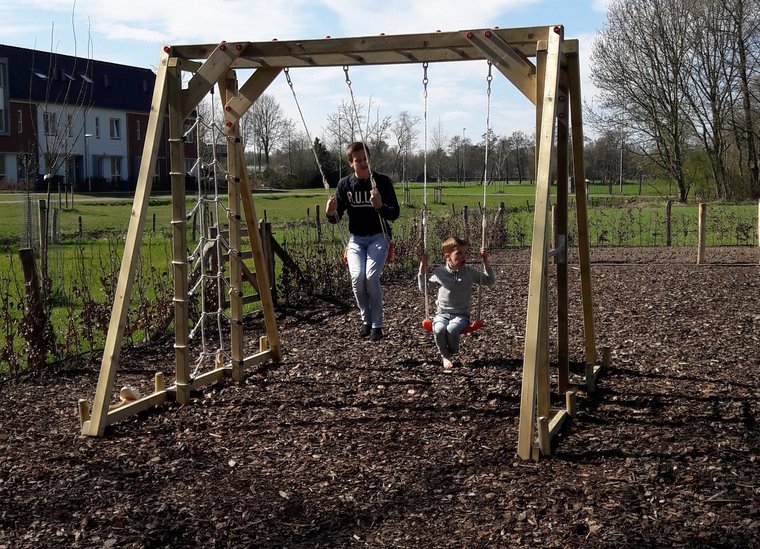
[0,179,680,245]
[1,180,757,372]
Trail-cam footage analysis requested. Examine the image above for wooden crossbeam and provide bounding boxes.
[180,41,247,119]
[466,29,537,104]
[223,67,281,128]
[168,27,553,69]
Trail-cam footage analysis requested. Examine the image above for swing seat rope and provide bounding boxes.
[419,61,492,336]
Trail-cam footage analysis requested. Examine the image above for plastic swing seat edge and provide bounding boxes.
[421,318,483,334]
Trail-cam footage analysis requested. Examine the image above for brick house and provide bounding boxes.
[0,43,196,192]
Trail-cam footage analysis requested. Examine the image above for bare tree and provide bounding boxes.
[33,14,93,212]
[252,94,287,167]
[429,118,448,183]
[591,0,695,202]
[724,0,760,198]
[508,131,534,184]
[682,0,738,199]
[391,111,419,181]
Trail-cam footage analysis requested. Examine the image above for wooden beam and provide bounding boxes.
[168,61,191,405]
[556,86,570,394]
[82,51,170,436]
[167,27,553,68]
[517,26,562,460]
[219,72,246,382]
[567,50,597,366]
[223,67,282,128]
[466,29,537,104]
[180,41,248,119]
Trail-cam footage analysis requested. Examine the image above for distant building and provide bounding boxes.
[0,43,196,192]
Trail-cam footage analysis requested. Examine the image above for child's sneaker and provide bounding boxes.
[370,327,383,341]
[359,324,371,338]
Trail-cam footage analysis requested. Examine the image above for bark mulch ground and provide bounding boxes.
[1,247,759,548]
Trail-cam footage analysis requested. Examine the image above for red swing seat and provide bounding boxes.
[421,318,483,334]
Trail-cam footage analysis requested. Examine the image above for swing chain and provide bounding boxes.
[422,62,429,98]
[343,65,351,86]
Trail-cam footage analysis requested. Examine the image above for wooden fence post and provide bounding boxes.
[315,204,322,244]
[697,203,706,265]
[37,200,48,278]
[260,220,277,307]
[52,208,59,244]
[665,199,672,246]
[462,205,469,239]
[19,248,45,370]
[78,216,83,239]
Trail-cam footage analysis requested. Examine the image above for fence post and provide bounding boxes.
[78,216,83,239]
[462,205,469,240]
[259,220,277,307]
[38,200,48,278]
[52,208,59,244]
[665,199,672,246]
[315,204,322,244]
[697,203,706,265]
[552,204,558,250]
[19,248,45,370]
[152,213,156,233]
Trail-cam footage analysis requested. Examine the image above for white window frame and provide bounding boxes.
[109,118,121,140]
[43,111,58,135]
[110,156,122,182]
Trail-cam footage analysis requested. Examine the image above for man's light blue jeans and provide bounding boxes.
[346,233,388,329]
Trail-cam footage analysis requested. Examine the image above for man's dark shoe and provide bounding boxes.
[370,327,383,341]
[359,324,371,337]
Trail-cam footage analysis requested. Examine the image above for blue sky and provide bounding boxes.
[1,0,611,145]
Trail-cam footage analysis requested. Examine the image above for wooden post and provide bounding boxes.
[168,61,191,403]
[78,216,83,239]
[52,208,59,245]
[555,94,569,394]
[260,220,277,306]
[462,205,469,240]
[315,204,322,244]
[566,391,576,416]
[665,199,672,246]
[697,203,706,265]
[38,200,48,277]
[537,416,550,457]
[19,248,44,369]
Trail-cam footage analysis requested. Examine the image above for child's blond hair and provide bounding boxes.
[441,236,469,255]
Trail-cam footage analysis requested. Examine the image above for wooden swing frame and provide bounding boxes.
[77,25,604,460]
